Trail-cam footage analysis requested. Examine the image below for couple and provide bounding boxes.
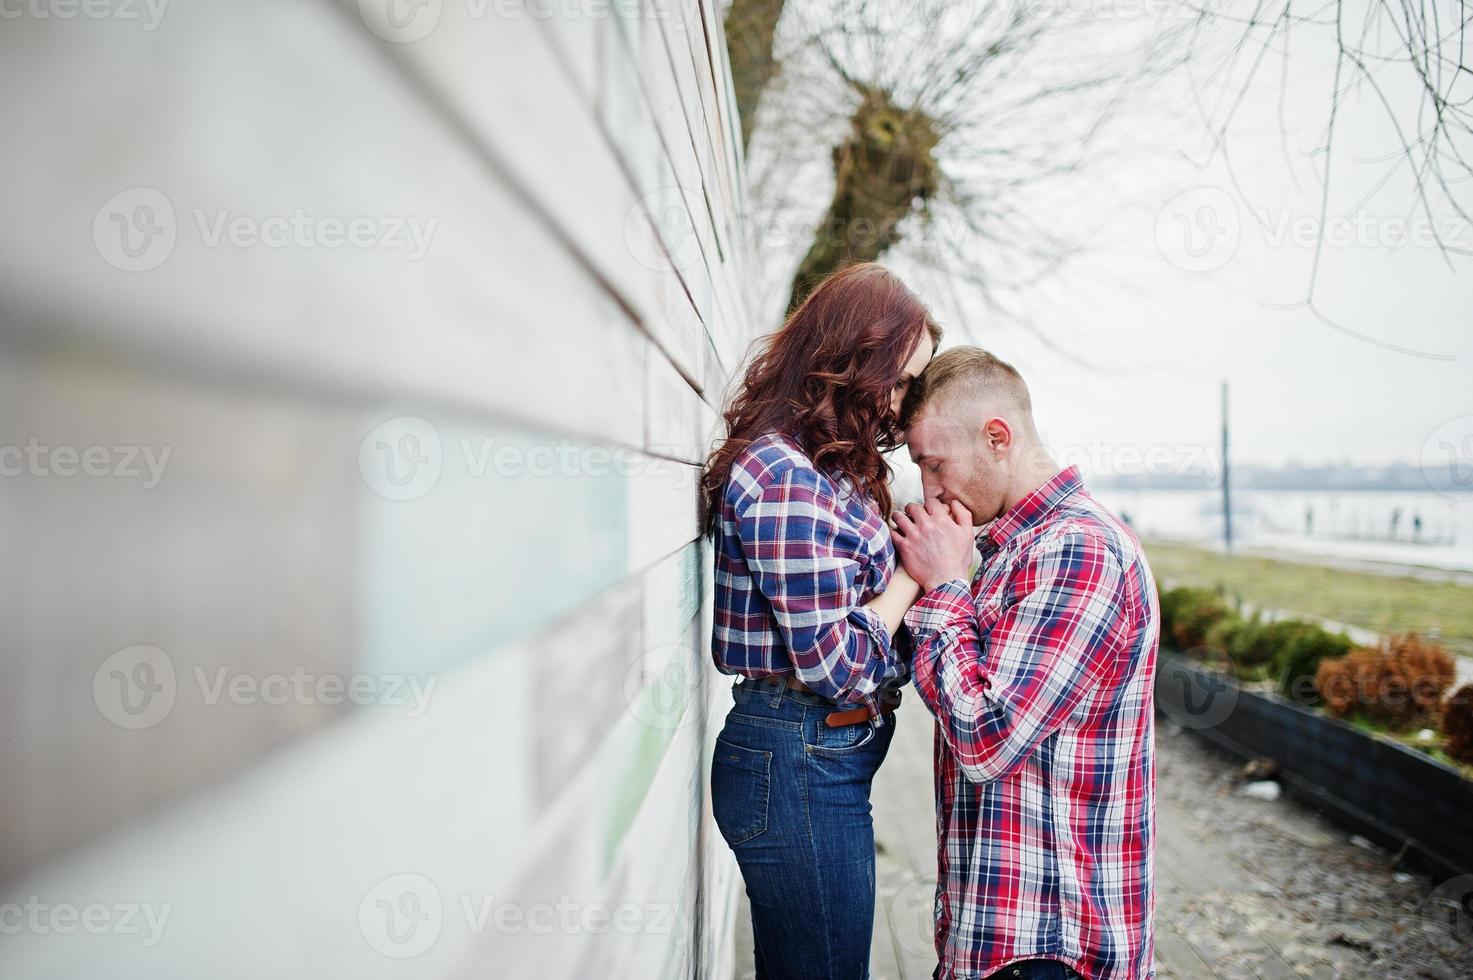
[701,263,1160,980]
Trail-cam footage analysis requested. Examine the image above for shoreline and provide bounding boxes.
[1143,535,1473,588]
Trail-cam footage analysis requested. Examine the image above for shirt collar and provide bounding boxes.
[977,465,1085,554]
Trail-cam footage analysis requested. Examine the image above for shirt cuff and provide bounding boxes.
[849,602,892,654]
[902,579,974,642]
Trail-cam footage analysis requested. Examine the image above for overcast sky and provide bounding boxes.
[751,2,1470,474]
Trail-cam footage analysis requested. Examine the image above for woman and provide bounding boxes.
[701,263,940,979]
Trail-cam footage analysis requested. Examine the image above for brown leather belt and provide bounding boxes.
[782,675,897,728]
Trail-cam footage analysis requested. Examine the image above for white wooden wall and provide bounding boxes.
[0,2,754,976]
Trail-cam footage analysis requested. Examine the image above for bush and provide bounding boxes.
[1273,627,1354,706]
[1235,618,1317,668]
[1205,612,1256,659]
[1315,634,1458,731]
[1158,586,1232,652]
[1444,684,1473,765]
[1201,612,1254,673]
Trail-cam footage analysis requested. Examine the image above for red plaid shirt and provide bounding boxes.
[904,465,1159,980]
[711,432,906,717]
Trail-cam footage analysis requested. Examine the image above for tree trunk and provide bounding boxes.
[788,88,941,310]
[724,0,787,153]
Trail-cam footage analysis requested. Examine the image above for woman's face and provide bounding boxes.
[889,331,936,420]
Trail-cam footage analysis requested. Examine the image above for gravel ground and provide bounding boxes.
[1156,722,1473,978]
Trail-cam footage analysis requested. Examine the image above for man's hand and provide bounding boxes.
[891,500,975,593]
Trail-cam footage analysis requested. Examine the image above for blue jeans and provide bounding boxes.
[712,679,897,980]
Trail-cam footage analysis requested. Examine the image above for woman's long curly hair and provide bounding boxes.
[701,262,941,532]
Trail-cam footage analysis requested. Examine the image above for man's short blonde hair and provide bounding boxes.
[900,346,1032,429]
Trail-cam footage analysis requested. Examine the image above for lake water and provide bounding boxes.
[1091,488,1473,573]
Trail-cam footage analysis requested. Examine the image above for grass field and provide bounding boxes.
[1143,539,1473,657]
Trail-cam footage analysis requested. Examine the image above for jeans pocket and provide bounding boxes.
[711,736,771,846]
[809,718,879,756]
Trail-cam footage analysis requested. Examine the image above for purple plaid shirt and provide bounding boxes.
[711,432,905,717]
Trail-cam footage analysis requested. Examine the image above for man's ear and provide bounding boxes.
[983,417,1013,456]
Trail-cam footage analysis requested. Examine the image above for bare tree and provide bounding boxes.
[1185,0,1472,359]
[739,1,1190,318]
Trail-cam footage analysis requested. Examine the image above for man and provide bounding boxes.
[889,347,1160,980]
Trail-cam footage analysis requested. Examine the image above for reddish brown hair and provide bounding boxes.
[702,262,940,530]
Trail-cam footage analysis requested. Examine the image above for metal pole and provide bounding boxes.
[1221,381,1232,553]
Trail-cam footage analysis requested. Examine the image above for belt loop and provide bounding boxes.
[767,676,785,707]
